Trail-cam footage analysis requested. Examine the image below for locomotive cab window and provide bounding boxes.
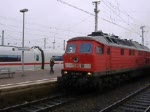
[66,44,76,53]
[80,43,92,53]
[96,46,103,54]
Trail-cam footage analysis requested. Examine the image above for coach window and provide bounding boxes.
[0,55,21,62]
[52,56,63,61]
[80,43,92,53]
[35,54,39,61]
[121,48,124,55]
[66,44,76,53]
[96,46,103,54]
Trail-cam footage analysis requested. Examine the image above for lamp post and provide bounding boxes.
[20,8,28,76]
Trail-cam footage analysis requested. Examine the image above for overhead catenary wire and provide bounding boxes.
[57,0,141,36]
[0,26,69,48]
[0,21,78,39]
[103,0,148,28]
[100,0,141,36]
[0,14,88,36]
[0,0,149,47]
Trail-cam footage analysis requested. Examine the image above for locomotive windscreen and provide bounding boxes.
[80,43,92,53]
[66,44,76,53]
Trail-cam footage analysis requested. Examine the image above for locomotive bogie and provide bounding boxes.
[59,70,95,88]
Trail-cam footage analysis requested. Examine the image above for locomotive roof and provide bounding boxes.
[68,32,150,52]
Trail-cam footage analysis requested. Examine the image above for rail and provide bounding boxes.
[0,93,75,112]
[99,84,150,112]
[0,68,15,78]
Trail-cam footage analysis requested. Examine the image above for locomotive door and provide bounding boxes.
[106,47,111,71]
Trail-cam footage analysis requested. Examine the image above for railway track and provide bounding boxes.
[0,93,74,112]
[100,84,150,112]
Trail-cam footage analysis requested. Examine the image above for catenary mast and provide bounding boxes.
[93,1,100,32]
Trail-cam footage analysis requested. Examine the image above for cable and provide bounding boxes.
[0,22,78,39]
[57,0,94,16]
[57,0,141,36]
[65,15,92,30]
[99,0,141,36]
[0,15,87,35]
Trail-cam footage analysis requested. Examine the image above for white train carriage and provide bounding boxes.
[0,46,64,71]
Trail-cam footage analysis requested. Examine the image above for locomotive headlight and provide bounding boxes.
[63,71,68,75]
[87,72,93,76]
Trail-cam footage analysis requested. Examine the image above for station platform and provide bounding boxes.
[0,68,62,108]
[0,68,61,86]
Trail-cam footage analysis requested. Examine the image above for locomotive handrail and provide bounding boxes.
[0,68,15,78]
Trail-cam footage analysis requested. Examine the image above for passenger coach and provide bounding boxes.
[0,46,64,71]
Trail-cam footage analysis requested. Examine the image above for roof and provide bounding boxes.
[68,32,150,52]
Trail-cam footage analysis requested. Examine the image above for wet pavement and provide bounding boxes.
[0,68,61,85]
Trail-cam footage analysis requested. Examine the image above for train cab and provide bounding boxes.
[61,36,106,80]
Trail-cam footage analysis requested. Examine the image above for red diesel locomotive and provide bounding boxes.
[58,31,150,87]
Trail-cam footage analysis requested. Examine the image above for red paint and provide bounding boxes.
[63,38,150,74]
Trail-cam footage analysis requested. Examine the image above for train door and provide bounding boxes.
[95,44,105,71]
[34,51,41,70]
[106,47,111,71]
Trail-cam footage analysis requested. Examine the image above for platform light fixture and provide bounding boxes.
[20,8,28,76]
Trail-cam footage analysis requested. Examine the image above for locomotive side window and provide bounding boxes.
[129,49,131,55]
[129,50,135,56]
[80,43,92,53]
[66,44,76,53]
[0,55,21,62]
[132,50,135,55]
[107,48,110,55]
[96,46,103,54]
[121,48,124,55]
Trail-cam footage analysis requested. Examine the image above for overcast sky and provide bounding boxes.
[0,0,150,49]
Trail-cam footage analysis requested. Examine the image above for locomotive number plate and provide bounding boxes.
[73,63,81,68]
